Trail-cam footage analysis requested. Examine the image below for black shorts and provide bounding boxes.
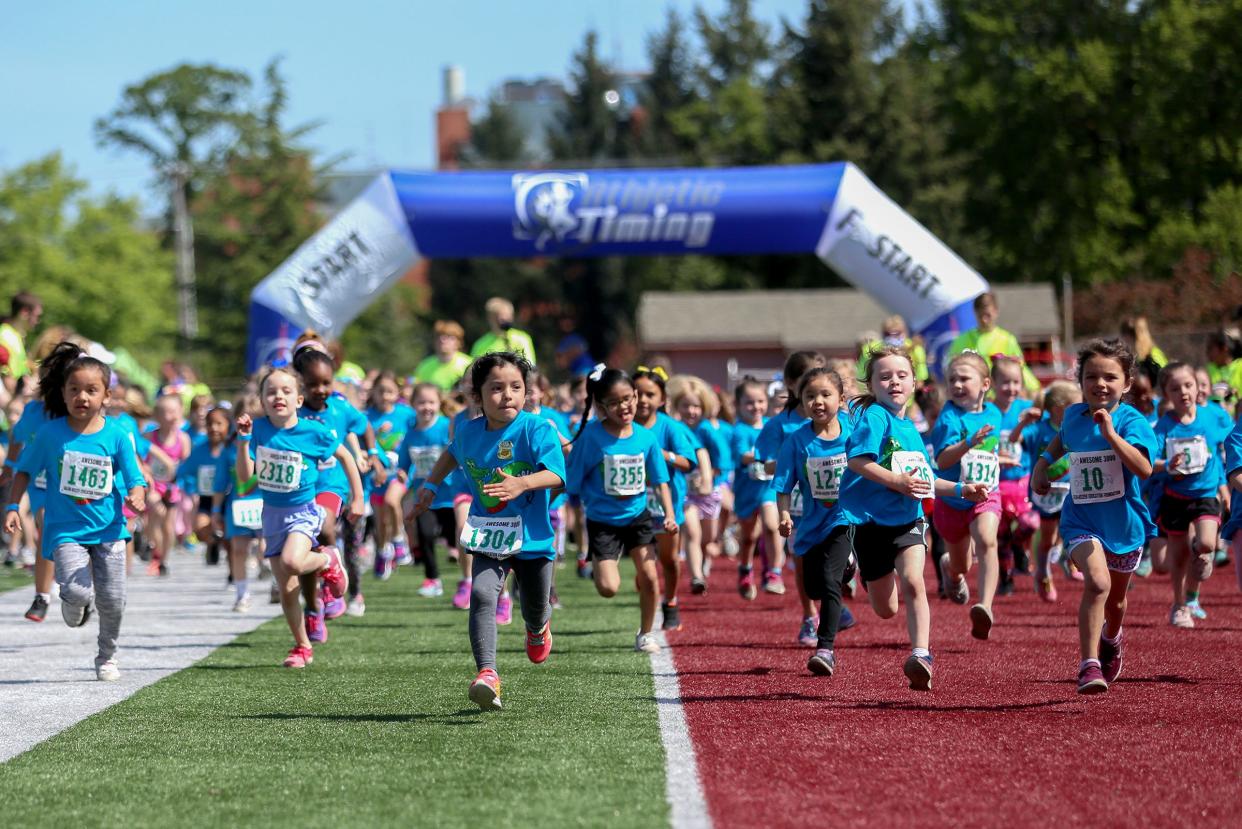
[854,519,927,583]
[588,513,655,562]
[197,496,214,515]
[801,525,854,601]
[1157,494,1222,535]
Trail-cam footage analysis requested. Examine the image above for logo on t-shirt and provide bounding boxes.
[463,457,534,513]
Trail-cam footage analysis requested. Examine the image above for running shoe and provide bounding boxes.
[323,595,346,620]
[232,594,252,613]
[1135,554,1153,578]
[374,543,394,580]
[969,604,994,641]
[762,569,786,595]
[146,557,160,576]
[269,582,281,604]
[948,574,969,605]
[393,537,412,567]
[690,577,707,595]
[1214,546,1229,567]
[1186,599,1207,621]
[283,646,313,669]
[807,649,836,677]
[577,559,593,580]
[346,595,366,617]
[797,616,818,647]
[1099,632,1124,684]
[1036,577,1058,603]
[452,579,472,610]
[496,594,513,626]
[61,601,92,628]
[158,562,170,577]
[25,594,48,623]
[634,632,660,653]
[418,578,444,598]
[305,610,327,644]
[1077,661,1107,694]
[661,601,682,631]
[738,568,757,600]
[94,657,120,682]
[838,605,856,632]
[1191,552,1213,582]
[318,546,348,599]
[526,622,552,664]
[996,573,1015,596]
[903,653,933,691]
[468,668,502,710]
[1170,605,1194,629]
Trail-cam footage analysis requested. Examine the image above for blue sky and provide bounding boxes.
[2,0,816,209]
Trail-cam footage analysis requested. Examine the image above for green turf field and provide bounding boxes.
[0,564,34,593]
[0,563,670,828]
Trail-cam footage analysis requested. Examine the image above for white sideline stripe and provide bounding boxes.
[0,550,283,763]
[650,631,712,829]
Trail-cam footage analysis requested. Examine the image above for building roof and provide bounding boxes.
[638,284,1060,350]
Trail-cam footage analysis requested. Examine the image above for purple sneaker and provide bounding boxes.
[393,537,412,566]
[321,586,346,620]
[305,610,327,644]
[797,616,818,647]
[1099,633,1123,684]
[807,649,836,677]
[452,579,472,610]
[496,594,513,626]
[1077,661,1108,694]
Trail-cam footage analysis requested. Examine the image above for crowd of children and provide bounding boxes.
[4,293,1242,710]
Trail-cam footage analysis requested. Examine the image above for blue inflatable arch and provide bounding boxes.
[247,162,986,371]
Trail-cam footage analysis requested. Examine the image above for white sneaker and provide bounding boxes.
[418,578,444,598]
[95,657,120,682]
[232,594,252,613]
[346,597,366,617]
[634,632,660,653]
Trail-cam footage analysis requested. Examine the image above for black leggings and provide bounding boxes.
[412,507,456,581]
[801,525,854,651]
[337,513,366,600]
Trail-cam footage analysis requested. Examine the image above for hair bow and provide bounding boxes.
[637,365,668,381]
[588,362,607,382]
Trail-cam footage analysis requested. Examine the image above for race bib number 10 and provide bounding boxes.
[460,514,523,559]
[256,447,303,494]
[1070,451,1125,503]
[60,451,113,500]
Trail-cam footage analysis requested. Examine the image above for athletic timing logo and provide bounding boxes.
[511,172,722,252]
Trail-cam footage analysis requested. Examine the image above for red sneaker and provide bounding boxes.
[526,622,552,664]
[468,668,502,710]
[283,645,314,669]
[318,546,348,599]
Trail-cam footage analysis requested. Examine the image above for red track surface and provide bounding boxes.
[668,560,1242,828]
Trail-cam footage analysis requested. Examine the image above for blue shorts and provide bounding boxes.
[223,496,263,540]
[262,502,324,558]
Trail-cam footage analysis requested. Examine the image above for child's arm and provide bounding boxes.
[936,424,993,469]
[847,457,930,499]
[1030,434,1065,494]
[777,491,795,537]
[2,471,30,535]
[234,414,255,482]
[481,468,562,502]
[334,443,365,520]
[694,447,713,495]
[665,450,692,473]
[657,483,677,534]
[412,451,460,515]
[1096,408,1153,479]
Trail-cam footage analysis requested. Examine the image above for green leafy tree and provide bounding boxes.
[462,97,527,166]
[549,31,623,161]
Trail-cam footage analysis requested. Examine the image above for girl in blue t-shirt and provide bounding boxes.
[930,351,1005,641]
[5,342,147,682]
[1032,339,1157,695]
[1152,362,1234,627]
[414,352,566,712]
[209,398,265,612]
[1222,419,1242,594]
[235,367,364,670]
[566,367,675,654]
[367,370,414,571]
[181,404,230,571]
[1024,381,1082,603]
[992,355,1043,595]
[774,368,855,678]
[840,346,988,692]
[393,383,458,598]
[669,375,719,597]
[731,377,780,601]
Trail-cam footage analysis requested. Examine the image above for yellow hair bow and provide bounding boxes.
[636,365,668,381]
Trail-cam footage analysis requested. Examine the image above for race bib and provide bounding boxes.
[409,445,442,480]
[998,430,1023,465]
[646,487,666,520]
[60,451,113,500]
[960,449,1000,490]
[789,486,804,517]
[1031,482,1069,513]
[148,454,175,483]
[747,461,772,482]
[231,498,263,530]
[196,465,217,495]
[806,454,846,502]
[893,450,935,500]
[603,453,646,496]
[256,446,303,494]
[1166,436,1210,477]
[1070,451,1125,503]
[459,514,522,558]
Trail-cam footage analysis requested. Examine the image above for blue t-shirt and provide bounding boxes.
[247,417,341,508]
[774,420,853,554]
[368,403,414,469]
[696,419,735,485]
[17,418,145,557]
[996,399,1036,482]
[643,412,700,525]
[930,401,1004,510]
[1154,406,1234,498]
[181,440,226,496]
[731,419,775,518]
[11,399,49,448]
[1058,403,1157,555]
[399,415,454,509]
[449,410,566,559]
[840,403,931,527]
[529,406,571,509]
[565,420,669,525]
[300,394,367,499]
[754,409,809,463]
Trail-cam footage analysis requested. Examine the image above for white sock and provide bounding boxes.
[1080,658,1101,671]
[235,579,249,599]
[912,647,931,659]
[36,592,51,602]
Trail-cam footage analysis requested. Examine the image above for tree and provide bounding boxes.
[461,97,527,166]
[549,31,622,162]
[640,9,699,159]
[0,154,174,358]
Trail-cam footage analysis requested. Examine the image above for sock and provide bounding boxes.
[36,592,51,602]
[1080,658,1101,671]
[1102,625,1121,644]
[1186,590,1200,603]
[235,579,249,600]
[912,647,931,659]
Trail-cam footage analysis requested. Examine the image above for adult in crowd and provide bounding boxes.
[414,320,473,391]
[0,291,42,395]
[1119,316,1167,386]
[946,292,1040,394]
[469,297,536,364]
[554,332,596,378]
[1205,330,1242,402]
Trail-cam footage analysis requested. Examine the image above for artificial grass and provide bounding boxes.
[0,560,671,828]
[0,563,34,592]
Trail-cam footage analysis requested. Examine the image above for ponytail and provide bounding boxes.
[39,342,111,419]
[573,364,632,442]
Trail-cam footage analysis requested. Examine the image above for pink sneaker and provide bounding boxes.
[452,579,472,610]
[283,645,313,668]
[496,594,513,626]
[797,615,819,647]
[762,569,786,595]
[321,586,346,620]
[318,546,348,599]
[305,610,327,644]
[468,668,502,710]
[526,622,552,664]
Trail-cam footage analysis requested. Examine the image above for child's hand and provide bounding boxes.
[1092,408,1114,435]
[968,425,993,447]
[126,486,147,514]
[482,468,527,503]
[1031,467,1050,495]
[3,509,20,536]
[961,483,989,503]
[778,512,794,538]
[235,413,252,437]
[1019,407,1043,427]
[696,478,712,496]
[1167,452,1186,478]
[355,453,371,474]
[347,497,365,521]
[662,516,678,534]
[211,514,225,535]
[412,486,433,516]
[898,473,931,499]
[372,465,388,487]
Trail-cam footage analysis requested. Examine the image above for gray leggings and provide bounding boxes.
[469,555,553,671]
[55,540,127,661]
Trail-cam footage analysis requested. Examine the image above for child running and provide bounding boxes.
[181,403,230,572]
[366,371,414,576]
[235,367,363,669]
[992,355,1042,595]
[668,375,719,595]
[930,350,1005,640]
[839,345,988,690]
[5,342,147,681]
[1031,338,1157,694]
[1152,362,1232,627]
[731,377,781,600]
[565,367,676,653]
[413,352,566,711]
[393,382,456,598]
[144,393,191,575]
[211,397,264,611]
[773,367,854,677]
[1026,381,1082,601]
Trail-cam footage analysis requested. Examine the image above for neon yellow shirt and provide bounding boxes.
[414,352,473,391]
[0,323,28,379]
[1208,359,1242,398]
[947,326,1040,395]
[857,339,929,383]
[470,329,537,365]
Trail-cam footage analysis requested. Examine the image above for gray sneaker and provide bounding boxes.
[94,657,120,682]
[807,649,836,677]
[61,601,92,628]
[969,604,994,640]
